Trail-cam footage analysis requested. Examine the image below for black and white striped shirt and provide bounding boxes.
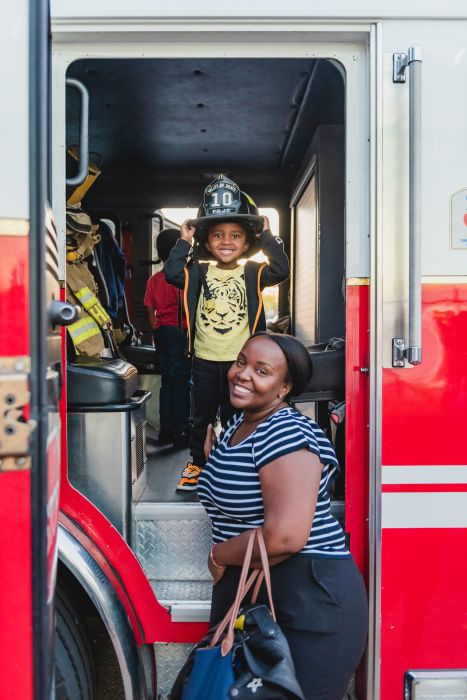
[197,406,349,557]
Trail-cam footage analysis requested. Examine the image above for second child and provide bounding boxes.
[165,174,290,490]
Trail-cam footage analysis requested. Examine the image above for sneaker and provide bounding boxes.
[176,463,202,491]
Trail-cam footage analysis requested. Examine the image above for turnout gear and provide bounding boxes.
[192,175,264,258]
[66,205,113,359]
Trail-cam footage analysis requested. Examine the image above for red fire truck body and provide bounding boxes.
[1,2,467,699]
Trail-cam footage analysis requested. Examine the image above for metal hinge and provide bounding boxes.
[0,357,36,472]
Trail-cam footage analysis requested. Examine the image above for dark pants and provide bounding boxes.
[190,356,236,467]
[153,326,191,434]
[211,554,368,700]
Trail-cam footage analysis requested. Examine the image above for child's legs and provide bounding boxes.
[190,357,223,467]
[218,360,236,427]
[154,327,173,432]
[164,328,191,432]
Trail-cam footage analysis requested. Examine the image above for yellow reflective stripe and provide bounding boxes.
[74,287,111,326]
[75,287,95,307]
[68,317,102,345]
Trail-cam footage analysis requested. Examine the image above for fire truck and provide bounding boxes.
[1,0,467,698]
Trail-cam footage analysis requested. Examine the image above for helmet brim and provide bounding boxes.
[192,213,264,232]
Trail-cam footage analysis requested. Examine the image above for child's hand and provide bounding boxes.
[256,215,270,236]
[204,423,217,461]
[181,219,196,241]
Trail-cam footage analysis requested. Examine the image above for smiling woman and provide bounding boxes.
[196,332,368,700]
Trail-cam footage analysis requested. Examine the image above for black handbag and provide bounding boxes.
[171,529,305,700]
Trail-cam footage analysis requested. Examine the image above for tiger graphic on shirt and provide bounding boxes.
[199,270,247,335]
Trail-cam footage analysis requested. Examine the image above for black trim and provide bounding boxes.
[29,0,55,698]
[68,389,151,414]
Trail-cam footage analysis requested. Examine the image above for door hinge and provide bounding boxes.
[0,357,36,471]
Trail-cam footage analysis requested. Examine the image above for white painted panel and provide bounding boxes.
[382,465,467,484]
[294,176,317,346]
[382,20,467,278]
[0,1,29,218]
[382,492,467,528]
[50,0,467,20]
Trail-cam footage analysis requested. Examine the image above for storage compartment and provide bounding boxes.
[67,359,150,542]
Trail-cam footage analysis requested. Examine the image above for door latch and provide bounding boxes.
[0,357,36,471]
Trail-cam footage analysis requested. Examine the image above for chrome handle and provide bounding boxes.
[392,47,423,367]
[65,78,89,187]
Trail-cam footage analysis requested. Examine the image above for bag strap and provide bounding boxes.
[212,528,276,656]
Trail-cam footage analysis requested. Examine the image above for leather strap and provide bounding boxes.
[209,528,276,656]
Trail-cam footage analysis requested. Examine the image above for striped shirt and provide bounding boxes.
[197,406,349,557]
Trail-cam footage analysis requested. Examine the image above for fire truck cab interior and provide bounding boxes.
[62,57,357,696]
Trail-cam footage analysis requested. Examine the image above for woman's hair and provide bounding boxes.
[249,332,313,398]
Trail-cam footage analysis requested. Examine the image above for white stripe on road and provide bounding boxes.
[382,465,467,484]
[382,492,467,528]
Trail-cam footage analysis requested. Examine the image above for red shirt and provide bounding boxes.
[144,270,187,329]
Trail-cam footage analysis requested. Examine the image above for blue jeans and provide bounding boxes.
[153,326,191,434]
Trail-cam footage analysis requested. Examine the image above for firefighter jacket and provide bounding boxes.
[66,261,112,358]
[164,228,290,357]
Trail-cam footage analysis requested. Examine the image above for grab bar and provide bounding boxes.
[392,47,423,367]
[65,78,89,187]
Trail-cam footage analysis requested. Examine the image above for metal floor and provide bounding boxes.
[141,437,198,504]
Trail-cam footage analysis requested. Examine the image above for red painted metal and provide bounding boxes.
[345,282,370,577]
[0,234,33,700]
[383,284,467,466]
[380,528,467,700]
[380,284,467,699]
[58,314,209,644]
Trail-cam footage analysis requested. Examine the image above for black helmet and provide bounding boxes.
[193,175,263,258]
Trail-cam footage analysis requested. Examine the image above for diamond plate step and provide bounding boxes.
[133,502,212,580]
[151,579,212,622]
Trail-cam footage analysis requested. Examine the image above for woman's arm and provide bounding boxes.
[210,449,322,571]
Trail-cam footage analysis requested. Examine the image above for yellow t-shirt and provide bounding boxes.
[194,264,250,361]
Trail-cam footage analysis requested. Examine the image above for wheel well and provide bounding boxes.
[57,561,124,698]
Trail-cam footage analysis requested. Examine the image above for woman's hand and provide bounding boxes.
[208,548,226,584]
[204,423,216,461]
[180,219,196,241]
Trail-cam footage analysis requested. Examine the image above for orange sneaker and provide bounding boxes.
[176,463,202,491]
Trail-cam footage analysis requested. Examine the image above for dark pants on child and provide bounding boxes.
[154,326,191,434]
[190,356,236,467]
[210,554,368,700]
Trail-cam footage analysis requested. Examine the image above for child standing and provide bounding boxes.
[144,228,191,448]
[165,174,290,490]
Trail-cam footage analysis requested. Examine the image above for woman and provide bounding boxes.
[197,332,368,700]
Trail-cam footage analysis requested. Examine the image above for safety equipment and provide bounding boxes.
[66,146,102,206]
[66,258,112,359]
[66,205,101,263]
[192,174,264,257]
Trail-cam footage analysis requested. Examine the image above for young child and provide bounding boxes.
[165,174,290,490]
[144,228,191,448]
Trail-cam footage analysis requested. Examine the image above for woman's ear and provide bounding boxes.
[278,382,293,400]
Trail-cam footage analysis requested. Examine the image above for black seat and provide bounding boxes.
[67,359,138,407]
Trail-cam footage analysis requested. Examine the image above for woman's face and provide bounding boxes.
[228,336,292,412]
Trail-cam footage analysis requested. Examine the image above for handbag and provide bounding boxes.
[171,529,305,700]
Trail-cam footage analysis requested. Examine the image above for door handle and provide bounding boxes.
[48,300,80,327]
[65,78,89,187]
[392,47,423,367]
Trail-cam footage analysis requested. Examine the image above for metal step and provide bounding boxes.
[151,580,212,622]
[133,502,212,580]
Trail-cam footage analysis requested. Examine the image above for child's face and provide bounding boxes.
[205,222,250,268]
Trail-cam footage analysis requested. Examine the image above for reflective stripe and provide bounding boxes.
[74,286,111,326]
[382,492,467,528]
[382,465,467,484]
[68,317,102,345]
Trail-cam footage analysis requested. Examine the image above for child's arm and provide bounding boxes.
[164,220,196,290]
[257,216,290,287]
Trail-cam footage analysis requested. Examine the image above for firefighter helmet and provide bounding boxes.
[192,175,263,257]
[66,205,100,263]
